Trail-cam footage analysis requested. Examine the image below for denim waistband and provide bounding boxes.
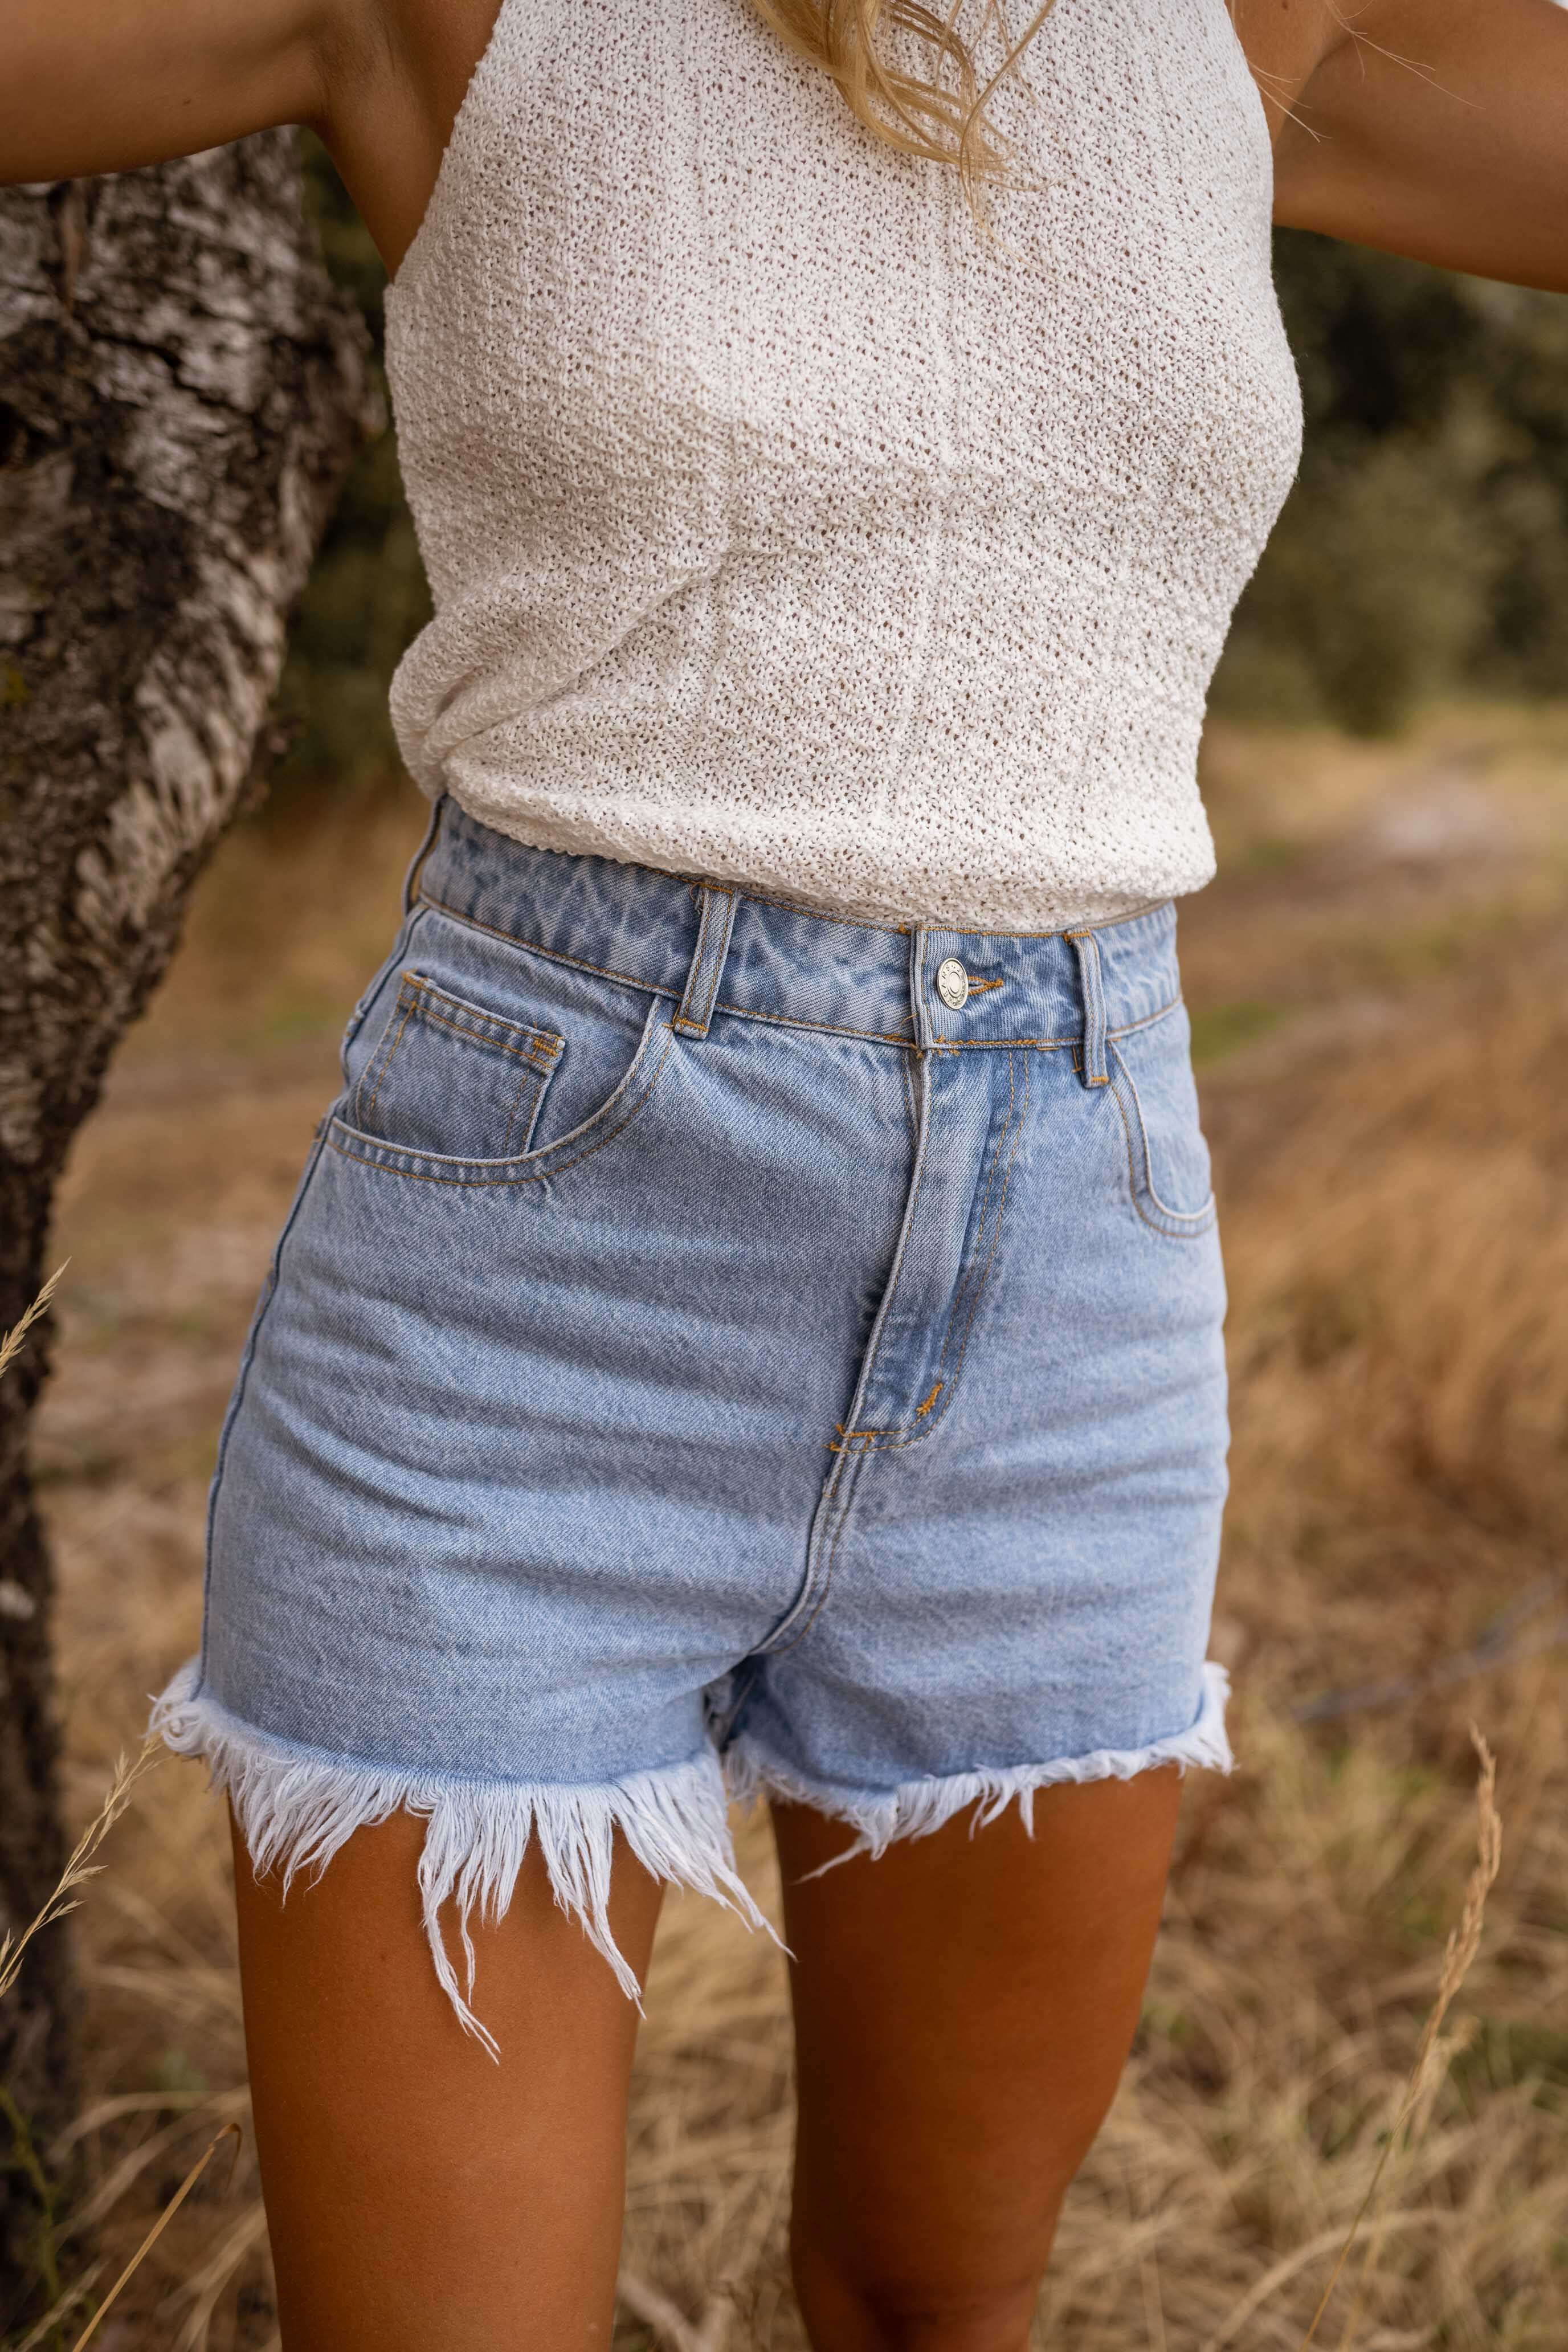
[409,796,1184,1054]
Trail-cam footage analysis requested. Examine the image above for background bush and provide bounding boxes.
[1216,236,1568,731]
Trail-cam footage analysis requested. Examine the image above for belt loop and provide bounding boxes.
[1068,927,1109,1088]
[908,926,936,1056]
[673,882,738,1038]
[401,790,447,917]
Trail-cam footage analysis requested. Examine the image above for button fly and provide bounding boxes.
[936,957,970,1011]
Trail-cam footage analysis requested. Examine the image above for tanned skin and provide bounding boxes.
[7,4,1565,2345]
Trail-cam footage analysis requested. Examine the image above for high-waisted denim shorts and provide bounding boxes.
[153,796,1234,2053]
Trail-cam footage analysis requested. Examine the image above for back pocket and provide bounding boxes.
[349,971,564,1161]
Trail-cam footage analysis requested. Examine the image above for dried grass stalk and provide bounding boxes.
[0,1260,69,1386]
[1295,1722,1503,2350]
[0,1735,161,2007]
[68,2123,242,2352]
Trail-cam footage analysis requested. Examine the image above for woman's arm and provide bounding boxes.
[3,0,506,285]
[0,0,353,185]
[1273,0,1568,292]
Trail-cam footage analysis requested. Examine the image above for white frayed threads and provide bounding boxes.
[149,1660,771,2061]
[726,1660,1235,1877]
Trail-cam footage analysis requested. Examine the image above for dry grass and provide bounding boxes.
[12,706,1568,2349]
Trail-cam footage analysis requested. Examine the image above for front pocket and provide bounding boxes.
[350,971,564,1161]
[1105,1006,1218,1242]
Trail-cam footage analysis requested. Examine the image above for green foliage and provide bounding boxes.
[1188,997,1287,1066]
[1213,234,1568,733]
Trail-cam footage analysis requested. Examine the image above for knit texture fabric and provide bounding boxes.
[383,0,1303,932]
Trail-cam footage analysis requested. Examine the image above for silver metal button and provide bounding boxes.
[936,957,970,1011]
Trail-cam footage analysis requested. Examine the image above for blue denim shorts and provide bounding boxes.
[153,796,1233,2053]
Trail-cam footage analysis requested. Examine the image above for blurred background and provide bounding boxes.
[21,144,1568,2350]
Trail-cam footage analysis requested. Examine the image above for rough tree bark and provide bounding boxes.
[0,137,374,2322]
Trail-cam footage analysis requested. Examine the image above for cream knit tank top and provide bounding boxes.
[383,0,1302,932]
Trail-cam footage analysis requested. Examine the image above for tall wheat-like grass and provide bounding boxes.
[2,1283,247,2352]
[0,1732,153,2012]
[0,1264,68,1392]
[1295,1725,1501,2351]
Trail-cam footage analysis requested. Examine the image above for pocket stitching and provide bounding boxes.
[354,969,566,1157]
[1106,1038,1216,1240]
[500,1060,551,1156]
[356,988,418,1129]
[338,903,432,1099]
[325,1004,674,1188]
[399,975,564,1071]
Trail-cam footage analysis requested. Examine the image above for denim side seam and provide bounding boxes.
[191,1116,336,1701]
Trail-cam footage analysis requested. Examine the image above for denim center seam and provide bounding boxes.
[833,1044,1032,1457]
[756,914,1119,1659]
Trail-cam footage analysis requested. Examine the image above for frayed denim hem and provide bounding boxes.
[722,1659,1235,1875]
[148,1659,773,2060]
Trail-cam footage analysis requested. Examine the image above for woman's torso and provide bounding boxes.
[381,0,1304,931]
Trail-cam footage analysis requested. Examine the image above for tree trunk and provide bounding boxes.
[0,136,374,2326]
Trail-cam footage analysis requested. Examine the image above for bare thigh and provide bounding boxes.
[229,1803,665,2352]
[771,1770,1185,2352]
